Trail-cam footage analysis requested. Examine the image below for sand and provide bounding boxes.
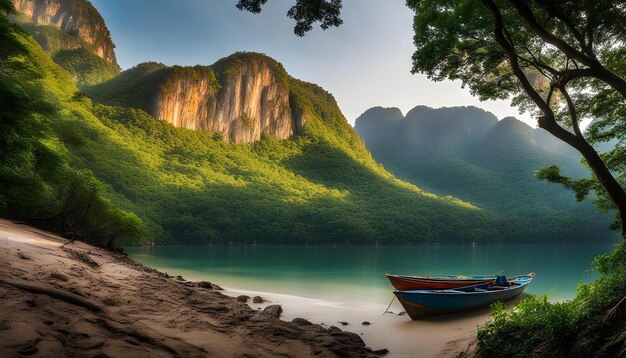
[0,219,488,357]
[0,220,383,357]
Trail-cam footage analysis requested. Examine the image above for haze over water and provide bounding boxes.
[126,243,617,305]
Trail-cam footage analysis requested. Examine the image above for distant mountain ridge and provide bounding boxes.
[355,105,614,234]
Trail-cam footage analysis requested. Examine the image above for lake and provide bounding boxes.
[125,243,617,304]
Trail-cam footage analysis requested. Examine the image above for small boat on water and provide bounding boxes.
[394,274,534,319]
[386,273,496,290]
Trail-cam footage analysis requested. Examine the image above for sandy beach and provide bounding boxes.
[0,219,486,357]
[0,220,382,357]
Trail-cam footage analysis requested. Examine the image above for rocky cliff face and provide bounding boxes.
[12,0,118,66]
[156,59,294,143]
[86,53,308,144]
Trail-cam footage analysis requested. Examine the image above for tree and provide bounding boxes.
[237,0,626,237]
[236,0,342,36]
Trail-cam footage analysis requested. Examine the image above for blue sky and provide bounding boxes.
[90,0,533,125]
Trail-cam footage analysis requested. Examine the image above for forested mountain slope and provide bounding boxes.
[355,106,614,236]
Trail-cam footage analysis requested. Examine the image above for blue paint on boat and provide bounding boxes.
[394,275,534,319]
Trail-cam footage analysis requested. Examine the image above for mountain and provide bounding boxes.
[355,106,614,234]
[84,54,303,144]
[10,0,120,87]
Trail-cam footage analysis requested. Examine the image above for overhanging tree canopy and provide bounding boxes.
[407,0,626,235]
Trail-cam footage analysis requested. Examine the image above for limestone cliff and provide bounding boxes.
[12,0,118,66]
[86,53,312,144]
[156,58,294,143]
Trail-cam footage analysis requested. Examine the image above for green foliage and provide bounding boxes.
[0,11,144,247]
[75,51,510,245]
[238,113,255,127]
[6,0,620,249]
[289,77,352,136]
[0,0,13,14]
[477,243,626,357]
[213,52,290,89]
[170,65,221,90]
[13,16,82,55]
[236,0,343,36]
[407,0,516,100]
[535,165,597,203]
[478,297,575,357]
[53,49,119,88]
[83,62,169,112]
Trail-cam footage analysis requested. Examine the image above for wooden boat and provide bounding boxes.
[394,274,534,319]
[385,273,496,290]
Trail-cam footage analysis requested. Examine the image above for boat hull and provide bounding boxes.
[394,277,532,319]
[386,274,494,290]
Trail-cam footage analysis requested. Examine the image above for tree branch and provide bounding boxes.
[0,278,103,312]
[508,0,626,99]
[534,0,594,57]
[546,83,557,104]
[481,1,559,127]
[559,85,583,138]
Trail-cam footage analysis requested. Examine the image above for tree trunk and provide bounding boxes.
[576,141,626,237]
[541,123,626,237]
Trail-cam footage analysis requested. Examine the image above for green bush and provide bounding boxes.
[53,49,119,88]
[477,242,626,357]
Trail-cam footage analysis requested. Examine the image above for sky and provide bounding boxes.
[90,0,534,126]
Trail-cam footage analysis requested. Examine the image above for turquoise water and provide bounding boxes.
[125,243,617,304]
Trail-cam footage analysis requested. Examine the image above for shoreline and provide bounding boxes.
[125,239,621,248]
[0,219,487,357]
[220,286,487,357]
[124,263,492,357]
[0,220,382,357]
